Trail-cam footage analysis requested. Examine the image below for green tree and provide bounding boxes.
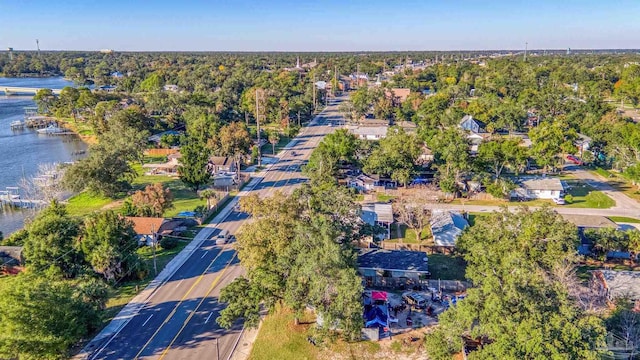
[212,122,252,179]
[477,137,529,179]
[529,120,577,172]
[426,207,606,360]
[0,274,105,360]
[139,72,164,92]
[33,88,57,114]
[178,136,211,192]
[363,127,422,186]
[79,211,145,283]
[22,201,84,278]
[218,185,364,340]
[268,130,280,154]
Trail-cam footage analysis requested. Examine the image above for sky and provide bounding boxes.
[1,0,639,52]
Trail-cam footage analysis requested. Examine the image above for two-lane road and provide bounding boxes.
[85,97,345,360]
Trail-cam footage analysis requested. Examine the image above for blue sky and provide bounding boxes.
[1,0,638,51]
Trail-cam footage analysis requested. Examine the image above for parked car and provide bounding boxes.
[553,197,566,205]
[567,155,584,166]
[403,292,428,309]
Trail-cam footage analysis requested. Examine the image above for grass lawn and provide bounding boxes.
[608,216,640,223]
[261,135,292,155]
[590,168,640,202]
[250,304,383,360]
[467,212,491,226]
[564,181,615,209]
[65,192,113,216]
[376,193,396,202]
[249,305,319,360]
[387,224,431,244]
[428,254,467,281]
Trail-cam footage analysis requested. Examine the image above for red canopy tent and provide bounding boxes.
[371,291,388,301]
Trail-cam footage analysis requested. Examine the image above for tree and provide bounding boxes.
[131,183,174,217]
[363,127,422,186]
[213,122,252,179]
[426,207,606,360]
[477,138,528,179]
[178,136,212,192]
[0,274,106,360]
[429,127,471,195]
[268,130,280,154]
[393,197,431,242]
[33,88,57,114]
[22,201,84,278]
[139,72,164,92]
[218,185,365,340]
[79,211,145,283]
[529,120,577,172]
[199,189,220,210]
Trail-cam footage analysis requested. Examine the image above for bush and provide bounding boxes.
[160,236,179,250]
[564,194,573,204]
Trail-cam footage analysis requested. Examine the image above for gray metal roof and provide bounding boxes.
[520,178,564,191]
[599,270,640,300]
[430,210,469,247]
[358,249,429,273]
[361,203,394,225]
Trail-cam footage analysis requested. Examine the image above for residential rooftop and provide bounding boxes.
[358,249,429,273]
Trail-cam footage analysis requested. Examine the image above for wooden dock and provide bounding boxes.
[0,188,45,209]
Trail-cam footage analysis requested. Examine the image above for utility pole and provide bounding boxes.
[255,89,263,167]
[151,224,158,275]
[36,39,41,58]
[312,74,316,111]
[524,42,528,62]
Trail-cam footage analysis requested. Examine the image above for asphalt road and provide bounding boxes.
[88,98,345,360]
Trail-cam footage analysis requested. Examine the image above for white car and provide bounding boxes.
[553,197,566,205]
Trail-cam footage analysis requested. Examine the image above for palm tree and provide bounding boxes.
[199,189,219,210]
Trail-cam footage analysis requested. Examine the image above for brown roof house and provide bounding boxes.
[208,156,236,175]
[384,88,411,105]
[125,217,184,246]
[0,246,24,274]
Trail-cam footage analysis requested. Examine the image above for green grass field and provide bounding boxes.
[428,254,467,281]
[65,192,113,216]
[608,216,640,223]
[564,181,615,209]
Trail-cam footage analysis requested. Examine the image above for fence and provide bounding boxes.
[378,242,457,255]
[144,148,179,157]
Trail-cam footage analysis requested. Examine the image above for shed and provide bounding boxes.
[361,203,393,239]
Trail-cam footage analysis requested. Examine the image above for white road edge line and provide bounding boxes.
[205,312,214,324]
[142,315,153,327]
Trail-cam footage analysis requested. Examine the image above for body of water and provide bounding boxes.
[0,77,87,236]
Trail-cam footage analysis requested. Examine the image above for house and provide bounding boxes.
[419,146,434,163]
[208,156,236,174]
[360,203,394,240]
[594,270,640,308]
[125,217,184,245]
[0,246,23,274]
[148,130,182,145]
[561,214,618,255]
[348,174,379,192]
[142,151,181,176]
[575,133,592,153]
[110,71,124,78]
[384,88,411,105]
[459,115,486,134]
[97,85,117,92]
[348,125,388,141]
[358,249,430,288]
[510,178,565,200]
[430,210,469,247]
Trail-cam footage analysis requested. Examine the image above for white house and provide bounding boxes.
[348,126,388,141]
[511,178,565,200]
[348,174,378,192]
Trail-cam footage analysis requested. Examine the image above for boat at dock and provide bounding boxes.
[36,124,66,134]
[10,120,24,129]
